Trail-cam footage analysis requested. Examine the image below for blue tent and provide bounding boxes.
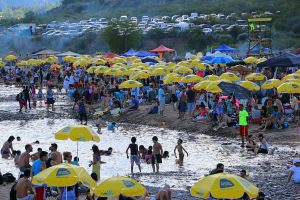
[135,51,158,57]
[250,45,269,53]
[213,44,236,53]
[123,48,136,57]
[207,56,234,65]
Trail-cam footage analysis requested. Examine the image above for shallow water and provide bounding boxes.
[0,85,299,192]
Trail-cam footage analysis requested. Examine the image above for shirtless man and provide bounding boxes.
[31,148,42,162]
[151,136,163,173]
[16,169,34,200]
[1,136,15,158]
[18,144,33,172]
[174,139,188,166]
[49,143,62,164]
[170,82,178,111]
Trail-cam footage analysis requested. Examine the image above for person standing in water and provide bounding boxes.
[239,104,249,148]
[126,137,142,174]
[1,136,15,159]
[151,136,163,173]
[174,139,188,166]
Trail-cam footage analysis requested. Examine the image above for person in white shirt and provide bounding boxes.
[288,159,300,184]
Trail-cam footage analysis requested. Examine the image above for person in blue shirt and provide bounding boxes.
[148,100,159,114]
[129,96,139,111]
[107,122,117,132]
[77,97,87,125]
[158,85,168,117]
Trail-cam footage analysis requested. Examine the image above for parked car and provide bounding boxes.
[202,28,213,34]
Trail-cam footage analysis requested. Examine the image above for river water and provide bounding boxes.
[0,85,299,197]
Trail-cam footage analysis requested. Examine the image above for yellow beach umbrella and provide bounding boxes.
[295,69,300,75]
[277,82,300,94]
[177,61,189,67]
[191,173,259,199]
[0,61,5,67]
[261,79,281,89]
[245,73,266,81]
[181,75,204,83]
[257,57,267,63]
[238,81,260,91]
[92,58,106,65]
[205,81,222,93]
[194,62,213,70]
[194,80,212,91]
[63,56,76,63]
[5,55,17,61]
[119,80,143,89]
[162,73,182,84]
[55,125,100,157]
[243,56,258,64]
[220,72,239,82]
[173,66,193,74]
[151,68,168,76]
[204,75,220,81]
[93,176,146,197]
[86,66,98,74]
[33,163,96,188]
[16,61,28,67]
[104,68,126,76]
[45,56,58,63]
[130,70,150,80]
[282,73,300,81]
[95,66,109,75]
[282,79,300,84]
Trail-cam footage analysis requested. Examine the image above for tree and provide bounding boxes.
[102,21,142,53]
[23,11,36,23]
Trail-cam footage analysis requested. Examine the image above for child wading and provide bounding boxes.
[78,97,87,125]
[174,139,188,166]
[126,137,141,174]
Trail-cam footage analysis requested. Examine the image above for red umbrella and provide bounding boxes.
[102,52,119,59]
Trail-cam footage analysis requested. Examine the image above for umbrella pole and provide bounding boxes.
[66,186,68,200]
[77,141,79,159]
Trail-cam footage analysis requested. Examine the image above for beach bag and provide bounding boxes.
[2,172,16,183]
[15,93,20,101]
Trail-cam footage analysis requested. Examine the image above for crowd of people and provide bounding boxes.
[0,56,300,200]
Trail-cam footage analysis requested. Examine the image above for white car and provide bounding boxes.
[202,28,213,34]
[42,30,55,36]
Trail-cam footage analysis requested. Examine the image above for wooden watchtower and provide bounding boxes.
[247,18,272,57]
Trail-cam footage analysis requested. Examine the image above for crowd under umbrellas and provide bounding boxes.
[0,49,300,200]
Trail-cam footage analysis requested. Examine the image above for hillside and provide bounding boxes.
[0,0,59,9]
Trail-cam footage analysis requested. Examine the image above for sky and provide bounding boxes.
[0,0,60,9]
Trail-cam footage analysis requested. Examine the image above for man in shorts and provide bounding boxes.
[126,137,141,174]
[186,85,196,118]
[171,82,178,110]
[239,104,249,148]
[152,136,163,173]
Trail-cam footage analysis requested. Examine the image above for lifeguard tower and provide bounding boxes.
[247,18,272,57]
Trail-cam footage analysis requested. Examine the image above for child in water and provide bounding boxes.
[107,122,117,132]
[174,139,189,166]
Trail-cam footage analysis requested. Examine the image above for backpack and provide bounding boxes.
[15,93,20,101]
[2,173,16,183]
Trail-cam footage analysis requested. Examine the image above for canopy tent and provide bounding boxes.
[57,51,80,63]
[250,44,269,53]
[135,51,158,58]
[257,52,300,68]
[149,44,175,58]
[123,48,136,57]
[102,52,119,59]
[213,44,236,53]
[32,49,61,59]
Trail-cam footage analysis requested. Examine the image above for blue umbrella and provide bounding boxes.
[201,55,215,61]
[207,56,234,65]
[218,82,251,100]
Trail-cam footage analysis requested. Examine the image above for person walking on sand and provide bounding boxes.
[239,104,249,148]
[16,169,34,200]
[174,139,188,166]
[46,86,55,112]
[158,85,168,118]
[78,97,88,125]
[171,82,178,111]
[126,137,142,174]
[151,136,163,173]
